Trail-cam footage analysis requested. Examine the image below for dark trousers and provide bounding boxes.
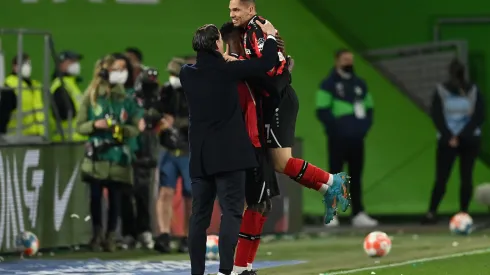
[429,137,480,213]
[89,181,122,234]
[120,169,152,237]
[189,170,246,275]
[328,137,365,216]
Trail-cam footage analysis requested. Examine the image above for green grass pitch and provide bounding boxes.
[31,229,490,275]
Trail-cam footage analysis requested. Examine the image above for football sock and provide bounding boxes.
[247,214,267,264]
[284,158,333,193]
[234,209,261,269]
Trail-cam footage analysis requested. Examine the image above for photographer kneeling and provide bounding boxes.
[154,57,191,253]
[76,55,142,252]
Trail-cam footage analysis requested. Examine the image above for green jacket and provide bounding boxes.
[76,84,142,184]
[124,87,142,153]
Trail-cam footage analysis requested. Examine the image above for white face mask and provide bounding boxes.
[20,63,32,78]
[169,75,181,88]
[67,62,81,76]
[109,70,128,84]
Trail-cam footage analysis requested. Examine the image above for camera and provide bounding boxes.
[132,66,163,169]
[134,66,164,130]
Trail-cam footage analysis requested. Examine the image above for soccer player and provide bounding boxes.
[220,22,279,275]
[229,0,351,225]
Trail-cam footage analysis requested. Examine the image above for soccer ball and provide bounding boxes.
[363,231,392,257]
[206,235,219,261]
[15,231,39,256]
[449,213,473,235]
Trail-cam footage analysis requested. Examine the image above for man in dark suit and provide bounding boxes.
[180,21,278,275]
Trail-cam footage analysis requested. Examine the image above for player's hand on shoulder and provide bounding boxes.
[223,52,239,62]
[256,20,276,36]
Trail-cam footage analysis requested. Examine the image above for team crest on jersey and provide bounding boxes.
[120,109,128,122]
[257,38,265,51]
[355,86,363,96]
[93,104,103,116]
[335,82,344,97]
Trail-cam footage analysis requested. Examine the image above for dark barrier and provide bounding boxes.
[0,140,303,253]
[0,143,91,253]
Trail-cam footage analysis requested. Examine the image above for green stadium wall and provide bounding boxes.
[1,0,488,216]
[302,0,490,169]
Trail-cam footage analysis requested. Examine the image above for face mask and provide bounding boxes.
[20,63,32,78]
[169,75,182,89]
[109,70,128,84]
[67,62,81,76]
[341,64,354,73]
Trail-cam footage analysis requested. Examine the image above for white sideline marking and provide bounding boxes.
[328,248,490,274]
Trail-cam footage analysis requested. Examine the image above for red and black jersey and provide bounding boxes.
[231,53,268,148]
[243,15,291,96]
[237,81,261,148]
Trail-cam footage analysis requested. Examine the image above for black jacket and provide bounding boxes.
[180,37,278,178]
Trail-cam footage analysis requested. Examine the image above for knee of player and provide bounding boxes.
[159,186,175,199]
[269,148,292,173]
[248,201,270,214]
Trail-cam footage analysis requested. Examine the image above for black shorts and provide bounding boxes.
[263,85,299,148]
[245,148,280,205]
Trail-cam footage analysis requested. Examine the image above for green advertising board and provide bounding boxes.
[0,144,91,253]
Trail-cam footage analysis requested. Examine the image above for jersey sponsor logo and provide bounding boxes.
[257,38,265,51]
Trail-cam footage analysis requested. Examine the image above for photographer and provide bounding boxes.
[153,57,191,253]
[76,55,142,252]
[109,53,142,248]
[131,66,170,249]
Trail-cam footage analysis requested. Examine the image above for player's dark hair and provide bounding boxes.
[220,22,240,42]
[192,24,220,52]
[125,47,143,62]
[448,59,467,89]
[112,52,135,89]
[335,48,351,60]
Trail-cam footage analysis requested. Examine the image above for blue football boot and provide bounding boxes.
[323,172,351,224]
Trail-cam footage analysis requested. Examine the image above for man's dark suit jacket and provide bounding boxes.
[180,37,278,178]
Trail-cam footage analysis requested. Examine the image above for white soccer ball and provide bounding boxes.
[15,231,39,256]
[449,213,473,235]
[206,235,219,260]
[363,231,392,257]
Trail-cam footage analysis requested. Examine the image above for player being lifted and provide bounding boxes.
[228,0,350,224]
[220,22,280,275]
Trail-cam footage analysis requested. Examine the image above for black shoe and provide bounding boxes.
[154,233,171,253]
[89,227,103,252]
[238,270,258,275]
[421,212,438,225]
[177,237,189,253]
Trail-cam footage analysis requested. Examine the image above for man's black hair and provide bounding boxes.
[112,52,135,89]
[335,48,351,59]
[192,24,220,52]
[448,58,467,88]
[12,53,30,65]
[220,22,240,42]
[125,47,143,62]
